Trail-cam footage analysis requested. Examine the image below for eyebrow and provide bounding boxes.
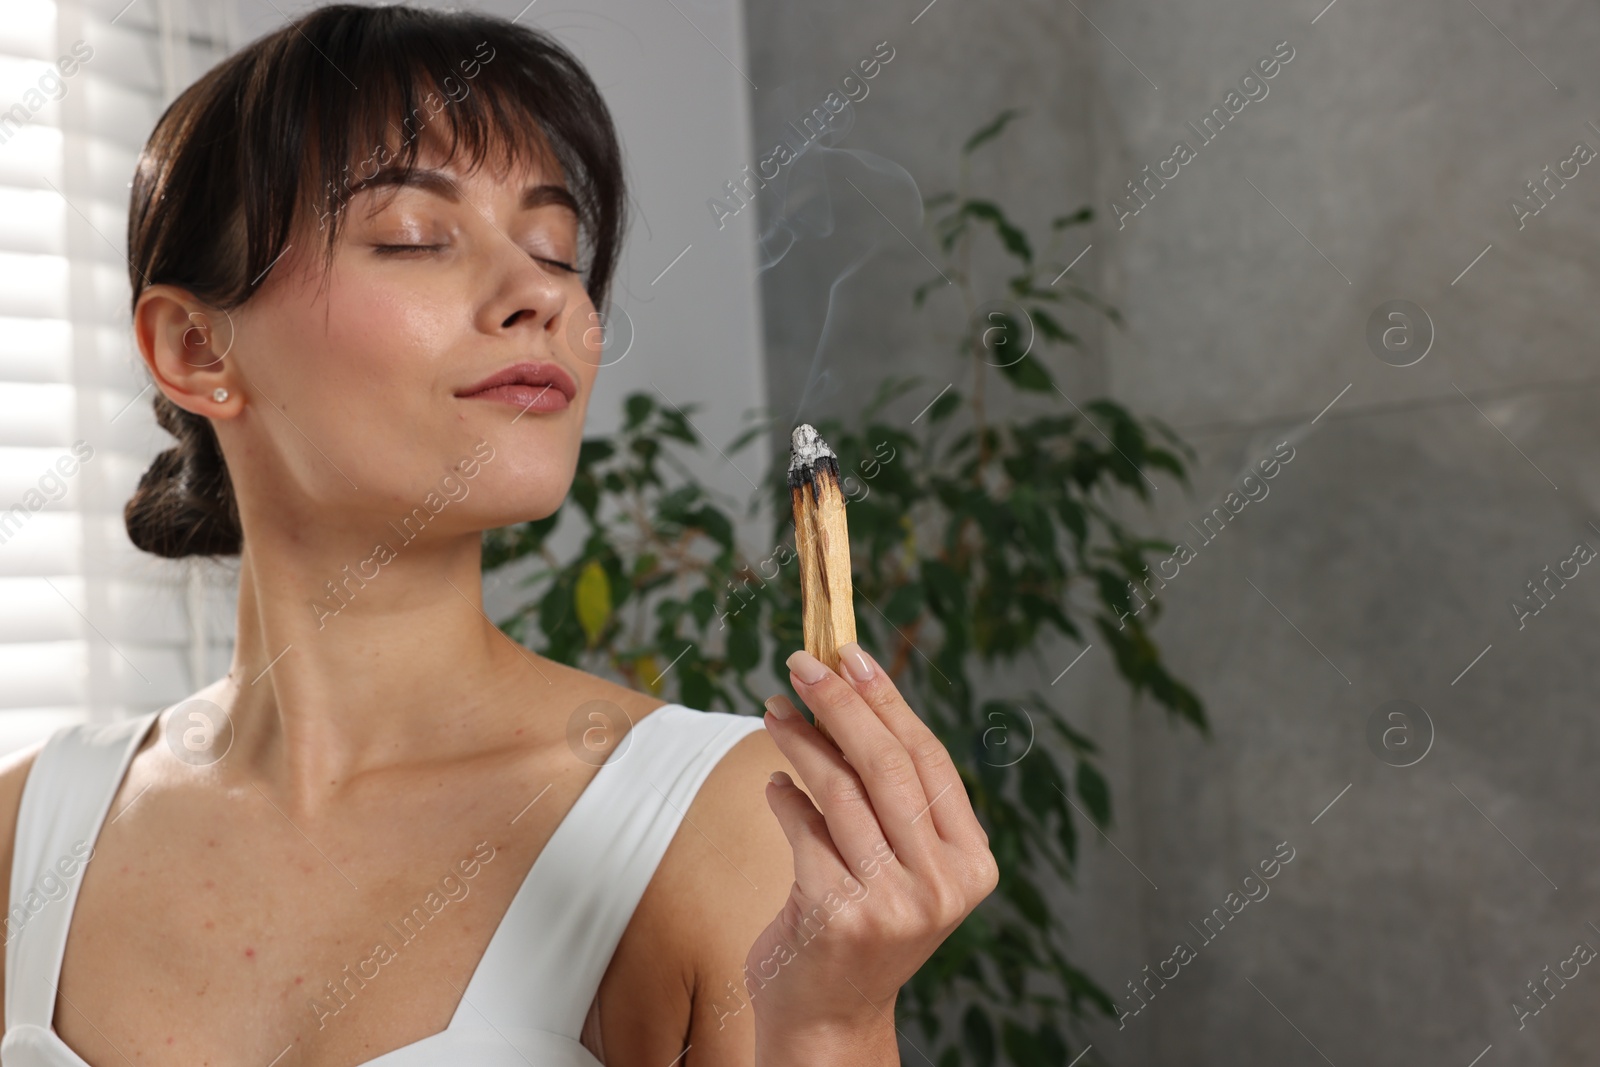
[345,167,580,216]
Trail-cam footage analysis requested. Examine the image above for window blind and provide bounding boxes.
[0,0,237,752]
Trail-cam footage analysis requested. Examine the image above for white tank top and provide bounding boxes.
[1,703,766,1066]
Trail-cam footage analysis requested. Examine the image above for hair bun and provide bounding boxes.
[123,395,242,558]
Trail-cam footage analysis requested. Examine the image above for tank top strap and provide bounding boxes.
[454,705,767,1034]
[5,711,161,1031]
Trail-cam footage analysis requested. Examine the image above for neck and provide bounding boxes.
[209,531,559,807]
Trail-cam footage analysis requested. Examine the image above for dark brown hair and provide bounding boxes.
[123,3,628,558]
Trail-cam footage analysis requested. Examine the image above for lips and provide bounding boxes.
[455,361,579,408]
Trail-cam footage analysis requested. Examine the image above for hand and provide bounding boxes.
[750,640,1000,1052]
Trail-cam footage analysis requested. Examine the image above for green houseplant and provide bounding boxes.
[482,107,1208,1065]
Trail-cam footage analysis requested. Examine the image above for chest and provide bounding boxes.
[44,766,693,1067]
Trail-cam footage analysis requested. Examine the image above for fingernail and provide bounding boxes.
[764,695,798,721]
[769,770,794,787]
[786,649,829,684]
[839,641,875,685]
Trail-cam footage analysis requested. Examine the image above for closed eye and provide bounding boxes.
[373,244,578,274]
[373,243,445,255]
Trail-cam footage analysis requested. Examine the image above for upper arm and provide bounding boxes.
[0,741,44,1019]
[671,725,800,1067]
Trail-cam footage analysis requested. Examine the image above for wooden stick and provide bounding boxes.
[788,424,857,746]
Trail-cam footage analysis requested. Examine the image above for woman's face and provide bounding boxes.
[213,128,602,547]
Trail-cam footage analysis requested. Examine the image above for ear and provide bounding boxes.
[132,284,243,418]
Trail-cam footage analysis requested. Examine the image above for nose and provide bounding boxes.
[500,305,549,330]
[482,239,569,339]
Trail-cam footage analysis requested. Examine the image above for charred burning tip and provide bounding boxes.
[787,423,840,490]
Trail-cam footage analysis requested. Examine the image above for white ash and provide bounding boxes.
[788,423,836,472]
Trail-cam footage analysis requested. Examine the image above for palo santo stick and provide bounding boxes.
[788,424,857,745]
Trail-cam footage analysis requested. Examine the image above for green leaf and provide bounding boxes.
[929,388,962,423]
[681,663,713,710]
[689,588,716,629]
[922,559,966,615]
[656,485,699,525]
[961,1004,996,1067]
[1052,951,1119,1015]
[1055,496,1088,545]
[1036,1022,1068,1063]
[570,477,599,517]
[913,277,949,307]
[577,438,614,466]
[1038,702,1098,754]
[658,407,697,444]
[1001,1020,1039,1064]
[962,200,1032,264]
[998,1017,1049,1067]
[977,309,1026,364]
[962,107,1027,156]
[1051,205,1094,229]
[623,393,654,430]
[728,618,760,671]
[997,353,1055,393]
[1029,307,1079,348]
[692,506,734,552]
[884,582,925,626]
[1076,759,1111,826]
[726,417,775,456]
[1057,797,1078,864]
[1019,749,1058,814]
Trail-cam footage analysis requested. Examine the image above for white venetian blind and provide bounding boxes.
[0,0,237,751]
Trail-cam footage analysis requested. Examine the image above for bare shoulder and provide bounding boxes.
[690,718,802,831]
[529,657,674,724]
[672,719,801,882]
[640,715,799,922]
[643,715,801,1064]
[0,739,47,1014]
[0,739,47,894]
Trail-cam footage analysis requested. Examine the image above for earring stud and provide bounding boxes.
[212,387,230,402]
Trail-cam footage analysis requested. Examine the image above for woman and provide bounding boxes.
[0,6,997,1066]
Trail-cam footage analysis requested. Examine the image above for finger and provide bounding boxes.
[835,641,989,852]
[763,697,905,884]
[784,650,943,872]
[763,770,857,898]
